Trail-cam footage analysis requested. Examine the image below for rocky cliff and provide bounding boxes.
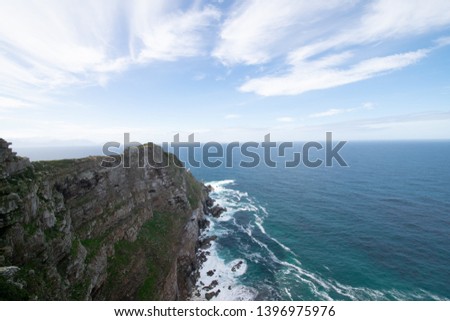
[0,140,208,300]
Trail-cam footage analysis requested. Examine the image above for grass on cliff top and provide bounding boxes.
[34,158,77,169]
[104,210,189,300]
[33,158,85,175]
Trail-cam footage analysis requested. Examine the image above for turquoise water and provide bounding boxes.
[189,142,450,300]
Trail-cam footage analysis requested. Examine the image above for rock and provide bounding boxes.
[205,197,215,207]
[42,210,56,228]
[0,266,20,278]
[205,289,220,301]
[209,205,227,218]
[198,235,217,250]
[202,280,219,291]
[231,260,244,272]
[198,218,210,230]
[0,139,31,178]
[197,250,211,265]
[198,251,208,264]
[207,270,214,277]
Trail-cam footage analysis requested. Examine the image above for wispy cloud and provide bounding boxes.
[129,2,220,63]
[213,0,354,65]
[0,0,219,102]
[240,50,428,96]
[309,102,375,118]
[309,109,345,118]
[230,0,450,96]
[0,96,33,110]
[301,111,450,130]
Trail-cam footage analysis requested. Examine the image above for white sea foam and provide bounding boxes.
[191,179,258,301]
[192,242,257,301]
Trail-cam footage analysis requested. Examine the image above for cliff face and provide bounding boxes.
[0,141,207,300]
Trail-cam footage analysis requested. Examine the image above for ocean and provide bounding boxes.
[18,141,450,300]
[188,141,450,300]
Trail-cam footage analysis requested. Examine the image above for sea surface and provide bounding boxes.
[18,141,450,300]
[188,141,450,300]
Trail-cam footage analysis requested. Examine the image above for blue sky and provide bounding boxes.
[1,0,450,146]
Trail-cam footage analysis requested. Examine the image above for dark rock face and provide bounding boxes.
[205,197,215,207]
[198,235,218,250]
[209,205,227,218]
[0,139,31,180]
[203,280,218,291]
[205,289,220,301]
[202,185,228,218]
[0,141,208,300]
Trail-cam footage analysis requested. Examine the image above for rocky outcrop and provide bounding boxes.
[0,141,208,300]
[0,139,31,180]
[209,205,227,218]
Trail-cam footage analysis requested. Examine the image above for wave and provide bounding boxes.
[193,179,448,301]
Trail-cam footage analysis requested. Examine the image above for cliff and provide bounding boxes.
[0,140,208,300]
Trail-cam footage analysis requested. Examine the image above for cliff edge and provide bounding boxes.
[0,139,208,300]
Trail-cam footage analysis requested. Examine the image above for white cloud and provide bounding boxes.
[309,102,376,118]
[0,96,33,109]
[227,0,450,96]
[240,50,428,96]
[0,0,219,102]
[129,3,220,62]
[287,0,450,61]
[213,0,354,65]
[357,0,450,40]
[435,36,450,48]
[309,109,345,118]
[276,117,295,122]
[1,0,450,111]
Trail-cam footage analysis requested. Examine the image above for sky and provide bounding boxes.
[1,0,450,146]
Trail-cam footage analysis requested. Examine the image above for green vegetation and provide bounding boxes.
[69,279,90,300]
[81,237,104,263]
[24,222,38,236]
[0,167,35,196]
[15,262,59,300]
[44,225,62,241]
[104,210,189,300]
[34,159,77,171]
[70,239,80,258]
[186,172,202,208]
[0,276,28,300]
